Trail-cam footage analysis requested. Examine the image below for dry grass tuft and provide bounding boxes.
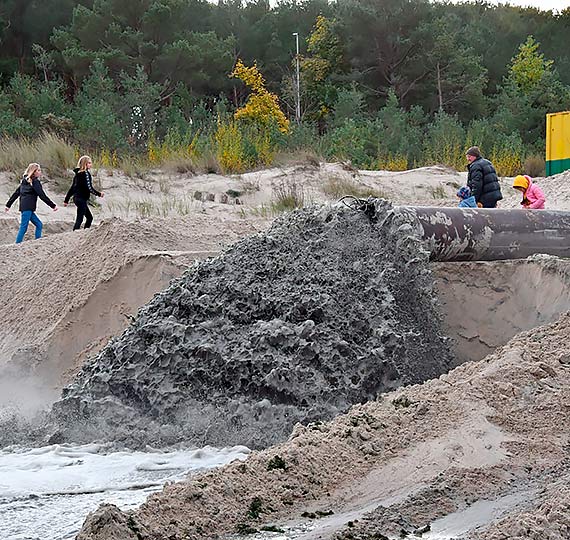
[163,156,197,175]
[0,132,76,191]
[321,175,385,199]
[273,150,322,169]
[270,180,306,214]
[524,155,546,178]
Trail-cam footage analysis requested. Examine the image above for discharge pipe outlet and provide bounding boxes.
[395,206,570,262]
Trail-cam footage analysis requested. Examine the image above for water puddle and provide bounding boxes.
[0,442,250,540]
[407,489,536,539]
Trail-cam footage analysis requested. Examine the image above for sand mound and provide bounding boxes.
[75,312,570,540]
[51,201,453,449]
[0,217,72,245]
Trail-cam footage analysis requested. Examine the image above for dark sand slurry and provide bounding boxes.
[52,201,453,449]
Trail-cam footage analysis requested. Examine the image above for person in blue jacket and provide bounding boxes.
[64,155,104,230]
[4,163,58,243]
[457,186,477,208]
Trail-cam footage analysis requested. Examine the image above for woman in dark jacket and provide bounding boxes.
[4,163,58,243]
[64,155,104,230]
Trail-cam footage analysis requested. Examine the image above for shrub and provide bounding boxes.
[280,122,322,154]
[489,133,525,177]
[424,111,466,170]
[241,125,276,168]
[95,148,119,169]
[0,132,75,190]
[324,119,379,169]
[7,74,70,128]
[271,180,305,213]
[0,92,32,137]
[147,130,201,166]
[524,154,545,177]
[377,153,408,171]
[376,90,426,164]
[491,148,524,177]
[73,100,124,150]
[215,121,247,173]
[231,60,289,134]
[332,86,366,127]
[215,121,281,173]
[321,175,384,199]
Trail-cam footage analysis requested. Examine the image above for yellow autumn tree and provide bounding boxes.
[300,15,344,123]
[231,60,289,134]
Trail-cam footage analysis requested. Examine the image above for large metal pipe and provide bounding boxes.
[395,206,570,262]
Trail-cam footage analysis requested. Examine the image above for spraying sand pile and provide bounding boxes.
[75,313,570,540]
[52,201,453,449]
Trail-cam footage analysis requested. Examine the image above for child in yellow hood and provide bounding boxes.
[512,174,545,209]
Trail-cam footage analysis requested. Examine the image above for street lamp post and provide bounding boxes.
[293,32,300,123]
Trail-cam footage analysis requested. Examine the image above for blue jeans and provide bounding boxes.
[16,210,43,243]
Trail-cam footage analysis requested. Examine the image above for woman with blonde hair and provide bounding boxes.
[4,163,58,243]
[64,155,104,230]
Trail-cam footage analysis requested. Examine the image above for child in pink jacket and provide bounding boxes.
[512,175,545,209]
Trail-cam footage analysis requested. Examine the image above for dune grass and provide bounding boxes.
[0,133,76,192]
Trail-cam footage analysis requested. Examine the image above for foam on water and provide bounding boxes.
[0,442,250,540]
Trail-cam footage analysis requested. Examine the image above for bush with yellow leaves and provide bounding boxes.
[213,60,289,173]
[377,153,408,171]
[215,121,247,174]
[147,130,201,165]
[489,146,523,177]
[231,60,289,134]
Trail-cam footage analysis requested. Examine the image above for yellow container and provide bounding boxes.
[546,111,570,176]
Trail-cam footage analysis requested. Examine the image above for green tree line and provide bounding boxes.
[1,0,569,174]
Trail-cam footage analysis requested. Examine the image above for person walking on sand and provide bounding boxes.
[64,155,104,230]
[512,174,545,209]
[466,146,503,208]
[4,163,58,243]
[456,186,477,208]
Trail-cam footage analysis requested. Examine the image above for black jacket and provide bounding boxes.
[65,168,101,203]
[467,157,503,208]
[6,176,56,212]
